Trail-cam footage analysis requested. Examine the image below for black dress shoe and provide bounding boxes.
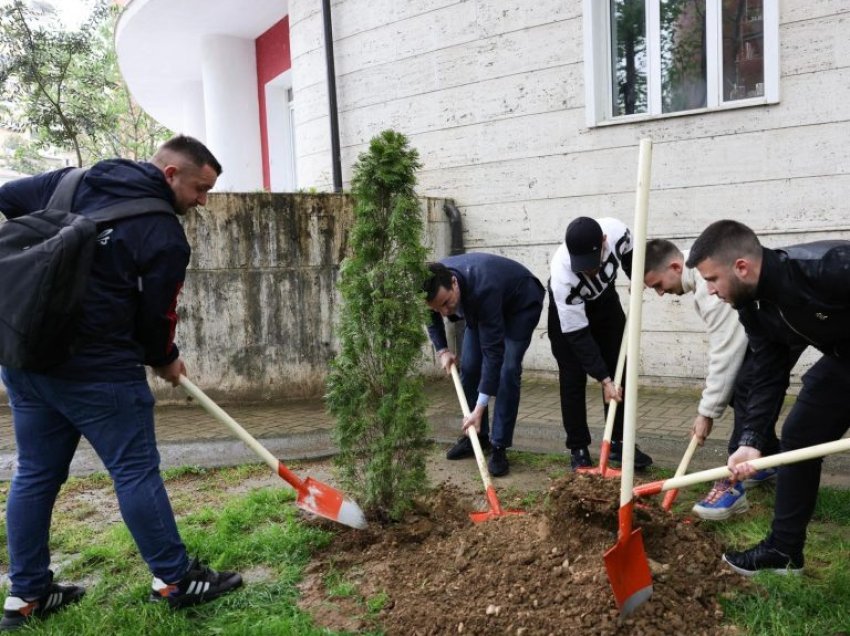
[446,434,491,460]
[488,445,509,477]
[609,441,653,469]
[570,447,593,471]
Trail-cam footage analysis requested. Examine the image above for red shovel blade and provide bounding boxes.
[604,504,653,617]
[469,484,525,524]
[469,508,525,523]
[289,473,367,530]
[576,440,622,478]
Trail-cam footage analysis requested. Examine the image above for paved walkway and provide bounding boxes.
[1,375,848,484]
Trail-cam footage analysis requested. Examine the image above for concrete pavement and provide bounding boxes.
[2,374,849,485]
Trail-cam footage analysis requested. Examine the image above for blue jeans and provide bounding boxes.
[1,368,188,597]
[459,324,536,449]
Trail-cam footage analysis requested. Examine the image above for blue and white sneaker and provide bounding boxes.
[692,479,749,521]
[743,468,777,488]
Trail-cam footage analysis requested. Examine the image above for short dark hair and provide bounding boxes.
[685,220,762,269]
[155,135,223,175]
[645,239,682,275]
[423,262,454,302]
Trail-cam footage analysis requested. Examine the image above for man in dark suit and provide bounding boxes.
[423,253,545,477]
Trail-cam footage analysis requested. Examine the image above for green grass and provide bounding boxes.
[698,484,850,634]
[2,462,849,634]
[0,467,361,635]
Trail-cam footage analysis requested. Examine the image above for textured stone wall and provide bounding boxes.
[153,192,450,403]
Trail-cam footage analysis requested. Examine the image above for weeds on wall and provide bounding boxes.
[326,130,431,522]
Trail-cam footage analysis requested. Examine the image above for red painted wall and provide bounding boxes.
[256,16,291,190]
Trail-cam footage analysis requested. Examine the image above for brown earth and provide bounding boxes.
[298,469,748,636]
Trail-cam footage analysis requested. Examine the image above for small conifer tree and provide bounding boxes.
[326,130,430,522]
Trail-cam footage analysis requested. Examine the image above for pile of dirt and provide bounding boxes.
[299,473,746,635]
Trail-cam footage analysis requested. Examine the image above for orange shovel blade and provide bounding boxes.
[576,440,622,478]
[469,508,525,523]
[293,476,368,530]
[604,506,653,617]
[469,484,525,523]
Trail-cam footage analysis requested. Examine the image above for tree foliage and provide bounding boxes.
[326,130,430,522]
[0,0,169,169]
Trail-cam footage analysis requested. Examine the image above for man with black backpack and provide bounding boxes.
[0,136,242,631]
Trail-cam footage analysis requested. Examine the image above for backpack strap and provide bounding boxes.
[45,167,176,224]
[85,197,176,225]
[46,167,88,212]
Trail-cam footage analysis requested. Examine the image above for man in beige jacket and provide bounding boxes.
[644,239,788,519]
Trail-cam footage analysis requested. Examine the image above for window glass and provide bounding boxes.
[660,0,707,113]
[722,0,764,101]
[611,0,648,116]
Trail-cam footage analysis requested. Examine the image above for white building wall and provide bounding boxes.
[289,0,850,385]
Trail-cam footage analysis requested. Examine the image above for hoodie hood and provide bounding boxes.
[81,159,176,208]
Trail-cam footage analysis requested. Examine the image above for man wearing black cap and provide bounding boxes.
[547,216,653,471]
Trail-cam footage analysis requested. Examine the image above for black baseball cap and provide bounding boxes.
[565,217,603,273]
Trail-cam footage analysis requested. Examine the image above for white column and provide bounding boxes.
[180,81,207,143]
[200,34,263,191]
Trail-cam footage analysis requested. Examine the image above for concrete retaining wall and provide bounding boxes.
[157,191,451,403]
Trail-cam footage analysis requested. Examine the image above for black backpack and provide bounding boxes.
[0,168,175,371]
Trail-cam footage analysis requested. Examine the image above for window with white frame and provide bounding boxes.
[583,0,779,125]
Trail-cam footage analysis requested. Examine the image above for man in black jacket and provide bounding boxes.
[0,136,242,631]
[687,219,850,576]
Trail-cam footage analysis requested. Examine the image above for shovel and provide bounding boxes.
[603,138,654,618]
[661,435,700,511]
[179,376,368,530]
[577,321,627,478]
[449,364,524,523]
[634,436,850,499]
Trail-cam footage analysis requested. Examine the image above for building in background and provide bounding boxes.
[115,0,849,384]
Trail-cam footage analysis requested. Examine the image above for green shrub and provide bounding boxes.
[326,130,430,522]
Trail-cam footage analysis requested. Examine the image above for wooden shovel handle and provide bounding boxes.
[601,321,628,445]
[635,436,850,497]
[661,435,700,510]
[179,375,304,491]
[620,138,653,511]
[450,365,498,497]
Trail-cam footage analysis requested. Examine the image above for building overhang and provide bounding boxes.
[115,0,289,132]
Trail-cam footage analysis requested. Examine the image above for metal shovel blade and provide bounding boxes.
[604,526,653,618]
[293,475,368,530]
[604,500,653,618]
[469,485,525,524]
[177,376,369,531]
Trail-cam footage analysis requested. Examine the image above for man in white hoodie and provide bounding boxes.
[644,239,790,519]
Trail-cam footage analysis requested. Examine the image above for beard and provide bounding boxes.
[727,276,758,308]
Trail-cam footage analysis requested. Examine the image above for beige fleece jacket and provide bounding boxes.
[681,256,748,419]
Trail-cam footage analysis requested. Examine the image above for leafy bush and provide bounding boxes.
[326,130,430,522]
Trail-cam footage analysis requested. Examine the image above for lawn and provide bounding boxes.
[0,456,848,635]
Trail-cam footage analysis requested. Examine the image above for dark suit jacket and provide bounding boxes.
[427,253,544,396]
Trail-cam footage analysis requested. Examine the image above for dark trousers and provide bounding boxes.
[768,355,850,555]
[728,349,781,456]
[1,368,189,596]
[459,296,543,448]
[547,287,625,450]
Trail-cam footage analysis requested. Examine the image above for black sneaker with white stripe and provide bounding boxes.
[149,557,242,609]
[0,580,85,631]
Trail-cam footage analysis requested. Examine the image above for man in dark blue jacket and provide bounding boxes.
[424,253,545,477]
[687,219,850,576]
[0,136,242,631]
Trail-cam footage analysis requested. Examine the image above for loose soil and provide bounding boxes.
[7,451,749,634]
[298,460,747,636]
